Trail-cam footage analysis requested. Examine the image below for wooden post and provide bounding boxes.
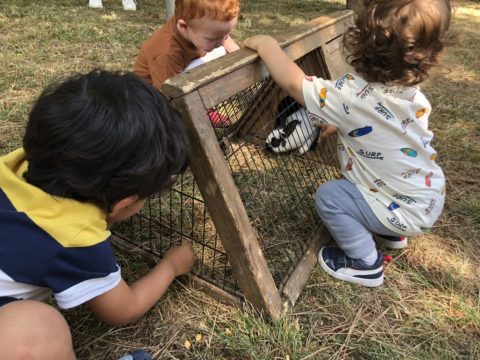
[171,91,283,318]
[280,226,331,310]
[166,0,174,20]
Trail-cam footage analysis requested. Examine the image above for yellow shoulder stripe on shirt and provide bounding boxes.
[0,149,110,248]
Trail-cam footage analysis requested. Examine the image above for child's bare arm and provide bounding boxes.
[244,35,306,107]
[86,244,195,326]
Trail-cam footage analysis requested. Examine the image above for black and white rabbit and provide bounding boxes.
[266,96,320,155]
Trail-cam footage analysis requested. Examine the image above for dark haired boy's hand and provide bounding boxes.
[163,244,195,277]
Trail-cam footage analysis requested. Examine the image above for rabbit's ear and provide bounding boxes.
[274,114,282,129]
[284,120,300,137]
[277,96,302,117]
[275,96,302,127]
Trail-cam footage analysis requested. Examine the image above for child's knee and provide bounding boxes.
[0,300,74,359]
[315,181,338,216]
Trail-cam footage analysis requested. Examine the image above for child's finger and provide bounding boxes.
[243,35,272,50]
[243,37,259,50]
[317,124,337,140]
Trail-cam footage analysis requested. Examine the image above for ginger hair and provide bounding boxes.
[174,0,239,22]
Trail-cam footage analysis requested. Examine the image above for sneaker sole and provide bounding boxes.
[318,251,384,287]
[374,236,408,249]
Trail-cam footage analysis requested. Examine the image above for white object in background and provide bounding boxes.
[122,0,137,11]
[88,0,103,9]
[184,46,227,71]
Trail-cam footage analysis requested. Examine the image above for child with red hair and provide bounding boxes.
[134,0,240,88]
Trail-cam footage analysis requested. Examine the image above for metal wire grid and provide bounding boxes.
[212,49,341,287]
[113,48,341,296]
[112,170,241,295]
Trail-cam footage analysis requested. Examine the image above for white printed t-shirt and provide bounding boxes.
[302,73,446,235]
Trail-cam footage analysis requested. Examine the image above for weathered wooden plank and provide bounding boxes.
[321,34,351,80]
[197,16,353,111]
[171,91,283,318]
[188,275,242,307]
[161,10,354,100]
[280,225,332,310]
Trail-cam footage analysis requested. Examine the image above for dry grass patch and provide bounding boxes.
[1,0,479,359]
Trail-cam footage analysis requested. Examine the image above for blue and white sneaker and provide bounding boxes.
[374,235,408,249]
[118,350,152,360]
[318,246,384,287]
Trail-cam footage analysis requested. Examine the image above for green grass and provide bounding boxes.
[1,0,479,359]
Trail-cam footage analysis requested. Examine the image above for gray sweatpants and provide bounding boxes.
[315,179,399,260]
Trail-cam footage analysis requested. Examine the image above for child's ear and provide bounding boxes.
[107,196,147,226]
[176,19,189,34]
[110,196,139,216]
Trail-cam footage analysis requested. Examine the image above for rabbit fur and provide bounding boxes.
[266,97,320,155]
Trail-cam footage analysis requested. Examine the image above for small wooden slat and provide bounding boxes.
[280,225,332,311]
[161,10,354,101]
[172,91,283,318]
[321,34,351,80]
[281,13,352,62]
[188,275,242,307]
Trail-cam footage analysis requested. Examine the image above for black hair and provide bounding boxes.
[23,70,189,212]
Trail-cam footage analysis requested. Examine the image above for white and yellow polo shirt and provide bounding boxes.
[0,149,121,309]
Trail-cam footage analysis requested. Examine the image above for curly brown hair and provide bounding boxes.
[344,0,452,86]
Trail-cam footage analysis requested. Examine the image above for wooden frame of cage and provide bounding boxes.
[157,10,355,318]
[152,10,355,318]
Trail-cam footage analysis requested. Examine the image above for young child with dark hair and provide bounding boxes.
[0,70,195,359]
[244,0,451,287]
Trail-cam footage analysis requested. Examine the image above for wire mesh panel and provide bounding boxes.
[113,170,242,295]
[210,49,342,289]
[113,11,354,316]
